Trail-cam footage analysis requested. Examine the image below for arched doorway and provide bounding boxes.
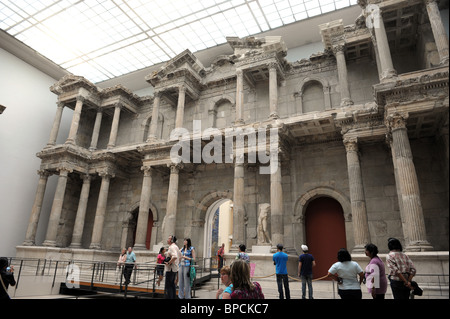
[305,197,346,279]
[203,199,233,268]
[129,208,154,250]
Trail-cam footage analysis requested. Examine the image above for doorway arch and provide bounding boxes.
[304,197,346,279]
[203,198,233,264]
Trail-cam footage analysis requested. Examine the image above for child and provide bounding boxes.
[156,247,165,286]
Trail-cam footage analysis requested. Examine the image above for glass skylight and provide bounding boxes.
[0,0,357,83]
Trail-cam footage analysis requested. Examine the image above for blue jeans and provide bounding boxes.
[276,274,290,299]
[178,265,191,299]
[301,274,313,299]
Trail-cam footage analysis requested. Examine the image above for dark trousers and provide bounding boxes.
[123,264,134,285]
[218,256,224,272]
[165,270,177,299]
[390,279,411,299]
[338,289,362,299]
[276,274,290,299]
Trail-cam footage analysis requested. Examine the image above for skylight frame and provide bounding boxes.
[0,0,358,83]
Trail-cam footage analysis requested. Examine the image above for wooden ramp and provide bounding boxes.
[59,281,170,298]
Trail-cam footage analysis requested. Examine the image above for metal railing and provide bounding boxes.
[5,256,214,299]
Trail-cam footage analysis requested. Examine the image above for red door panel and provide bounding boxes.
[305,197,346,280]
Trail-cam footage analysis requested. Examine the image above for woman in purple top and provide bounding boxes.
[364,243,387,299]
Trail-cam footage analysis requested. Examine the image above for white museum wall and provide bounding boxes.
[0,48,72,257]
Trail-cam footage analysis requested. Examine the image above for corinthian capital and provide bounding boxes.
[343,136,359,152]
[386,112,409,130]
[141,165,154,177]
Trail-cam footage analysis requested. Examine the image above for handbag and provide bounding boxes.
[410,281,423,296]
[189,264,196,287]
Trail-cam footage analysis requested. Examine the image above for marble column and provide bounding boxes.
[23,170,51,246]
[89,171,114,249]
[107,103,122,148]
[270,158,284,248]
[175,86,186,129]
[70,174,92,248]
[89,109,103,151]
[333,44,353,106]
[387,113,433,251]
[425,0,449,65]
[66,96,84,145]
[343,137,371,253]
[46,102,64,147]
[147,92,161,141]
[371,9,397,80]
[43,167,72,247]
[268,62,279,119]
[162,164,181,240]
[232,159,245,250]
[235,69,244,125]
[134,166,153,250]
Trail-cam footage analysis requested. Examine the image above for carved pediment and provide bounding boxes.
[146,49,205,87]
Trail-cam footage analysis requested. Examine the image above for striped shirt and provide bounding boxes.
[386,251,416,281]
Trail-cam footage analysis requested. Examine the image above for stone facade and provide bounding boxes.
[17,0,448,268]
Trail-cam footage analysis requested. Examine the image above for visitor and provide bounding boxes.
[0,257,15,300]
[386,238,416,299]
[216,265,233,299]
[230,259,264,299]
[273,243,290,299]
[165,235,180,299]
[156,247,165,286]
[123,246,136,285]
[217,243,225,272]
[116,248,126,284]
[298,244,316,299]
[179,238,195,299]
[364,243,387,299]
[235,244,250,263]
[327,248,364,299]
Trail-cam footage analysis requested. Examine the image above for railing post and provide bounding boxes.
[52,261,59,288]
[91,263,96,290]
[15,259,24,290]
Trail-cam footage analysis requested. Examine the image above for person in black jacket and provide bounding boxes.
[0,257,16,300]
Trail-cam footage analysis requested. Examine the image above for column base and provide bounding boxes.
[340,98,354,107]
[64,139,76,145]
[351,245,367,254]
[269,112,279,119]
[89,243,102,250]
[405,241,434,252]
[21,240,35,246]
[42,240,56,247]
[380,69,397,82]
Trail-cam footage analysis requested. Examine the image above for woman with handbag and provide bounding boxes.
[179,238,195,299]
[386,238,417,299]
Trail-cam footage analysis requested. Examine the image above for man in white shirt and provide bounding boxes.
[165,235,181,299]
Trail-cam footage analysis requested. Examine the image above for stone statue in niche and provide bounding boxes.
[257,203,271,245]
